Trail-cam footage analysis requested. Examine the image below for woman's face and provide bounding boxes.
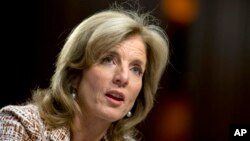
[76,34,146,122]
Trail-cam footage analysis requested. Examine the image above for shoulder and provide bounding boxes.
[0,104,44,140]
[0,104,40,122]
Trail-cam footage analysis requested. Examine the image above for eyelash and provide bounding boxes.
[131,66,143,76]
[101,55,143,76]
[101,55,115,64]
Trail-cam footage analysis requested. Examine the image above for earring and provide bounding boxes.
[71,88,77,99]
[72,92,76,99]
[126,111,132,118]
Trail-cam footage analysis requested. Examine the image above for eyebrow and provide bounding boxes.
[106,50,146,69]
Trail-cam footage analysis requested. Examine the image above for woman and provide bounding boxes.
[0,6,169,141]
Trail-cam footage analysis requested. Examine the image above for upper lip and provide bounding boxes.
[105,90,125,101]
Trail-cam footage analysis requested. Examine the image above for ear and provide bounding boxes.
[72,75,81,90]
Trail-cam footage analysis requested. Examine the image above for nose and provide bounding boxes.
[113,66,129,87]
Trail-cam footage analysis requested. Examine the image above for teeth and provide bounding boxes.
[106,92,124,101]
[109,93,123,99]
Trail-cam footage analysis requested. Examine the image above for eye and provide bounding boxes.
[131,66,143,76]
[101,55,115,65]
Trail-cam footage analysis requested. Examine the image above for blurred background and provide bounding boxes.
[1,0,249,141]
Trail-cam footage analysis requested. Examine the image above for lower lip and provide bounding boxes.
[105,95,123,106]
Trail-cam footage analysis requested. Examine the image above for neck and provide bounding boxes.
[71,113,111,141]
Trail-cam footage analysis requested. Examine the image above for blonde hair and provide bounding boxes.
[33,6,169,141]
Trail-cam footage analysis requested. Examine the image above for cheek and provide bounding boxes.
[130,81,143,100]
[81,67,111,92]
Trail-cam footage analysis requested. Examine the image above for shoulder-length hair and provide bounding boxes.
[33,6,169,141]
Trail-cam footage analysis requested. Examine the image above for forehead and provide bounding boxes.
[112,35,146,54]
[110,35,147,62]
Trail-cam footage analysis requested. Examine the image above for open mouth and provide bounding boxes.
[105,93,124,101]
[105,90,125,104]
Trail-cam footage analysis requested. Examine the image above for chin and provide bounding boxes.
[102,112,124,122]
